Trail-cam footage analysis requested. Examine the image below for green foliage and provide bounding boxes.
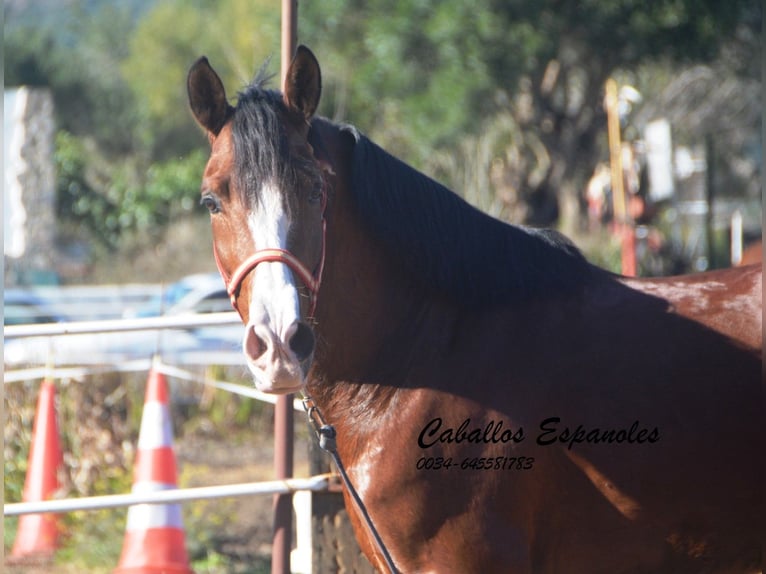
[55,131,121,249]
[3,25,56,87]
[302,0,759,224]
[302,0,497,165]
[123,149,209,229]
[55,129,208,250]
[6,5,141,154]
[182,387,270,438]
[122,0,282,157]
[54,509,126,571]
[6,0,760,262]
[4,517,19,556]
[3,381,36,504]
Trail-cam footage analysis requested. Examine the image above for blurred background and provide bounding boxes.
[3,1,762,572]
[4,0,762,289]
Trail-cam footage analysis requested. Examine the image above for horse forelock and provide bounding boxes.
[342,126,592,307]
[230,75,295,209]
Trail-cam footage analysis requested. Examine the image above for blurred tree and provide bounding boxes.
[5,1,246,253]
[5,0,759,261]
[302,0,494,158]
[4,26,54,87]
[302,0,760,225]
[484,0,760,225]
[5,5,140,154]
[54,131,121,250]
[121,0,281,159]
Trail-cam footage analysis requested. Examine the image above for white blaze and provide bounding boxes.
[245,181,304,390]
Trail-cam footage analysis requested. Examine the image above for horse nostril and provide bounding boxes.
[245,326,267,361]
[288,322,315,362]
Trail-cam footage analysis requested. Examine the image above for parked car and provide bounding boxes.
[4,290,67,326]
[4,274,243,368]
[126,273,231,318]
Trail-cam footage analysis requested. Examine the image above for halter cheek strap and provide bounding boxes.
[214,178,327,320]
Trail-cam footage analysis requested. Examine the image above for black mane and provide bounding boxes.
[230,73,321,207]
[343,126,592,307]
[229,71,591,307]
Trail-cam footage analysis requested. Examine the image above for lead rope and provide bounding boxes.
[300,392,400,574]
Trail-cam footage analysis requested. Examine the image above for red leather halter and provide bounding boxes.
[214,178,327,320]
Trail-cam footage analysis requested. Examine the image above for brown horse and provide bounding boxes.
[187,46,763,573]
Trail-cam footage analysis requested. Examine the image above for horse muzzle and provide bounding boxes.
[243,319,315,394]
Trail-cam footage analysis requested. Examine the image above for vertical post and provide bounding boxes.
[273,4,298,574]
[705,135,715,269]
[272,396,294,574]
[731,210,743,265]
[605,79,625,222]
[282,0,298,91]
[605,78,636,276]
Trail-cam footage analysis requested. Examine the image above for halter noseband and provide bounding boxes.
[214,176,327,320]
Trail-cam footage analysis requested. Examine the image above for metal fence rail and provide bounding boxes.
[4,475,333,516]
[4,360,306,411]
[4,311,241,339]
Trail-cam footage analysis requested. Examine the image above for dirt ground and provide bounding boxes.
[176,431,311,568]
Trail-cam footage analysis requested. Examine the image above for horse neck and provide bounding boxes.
[312,183,432,383]
[306,122,452,427]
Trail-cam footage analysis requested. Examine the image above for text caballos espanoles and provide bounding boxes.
[417,417,660,451]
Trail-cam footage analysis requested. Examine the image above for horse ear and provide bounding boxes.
[187,56,232,137]
[284,45,322,122]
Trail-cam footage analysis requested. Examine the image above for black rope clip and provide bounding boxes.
[318,424,337,453]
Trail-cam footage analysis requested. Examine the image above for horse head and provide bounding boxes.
[187,46,326,394]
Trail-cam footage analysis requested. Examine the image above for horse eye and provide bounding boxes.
[200,194,221,214]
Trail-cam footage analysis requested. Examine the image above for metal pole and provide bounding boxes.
[4,475,331,516]
[281,0,298,92]
[605,79,626,223]
[731,210,743,265]
[705,134,715,269]
[605,78,636,276]
[4,311,241,339]
[274,3,298,573]
[273,401,294,574]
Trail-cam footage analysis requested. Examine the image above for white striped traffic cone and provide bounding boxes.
[115,365,193,574]
[10,378,63,562]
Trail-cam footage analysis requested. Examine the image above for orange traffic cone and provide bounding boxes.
[115,365,193,574]
[10,379,63,561]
